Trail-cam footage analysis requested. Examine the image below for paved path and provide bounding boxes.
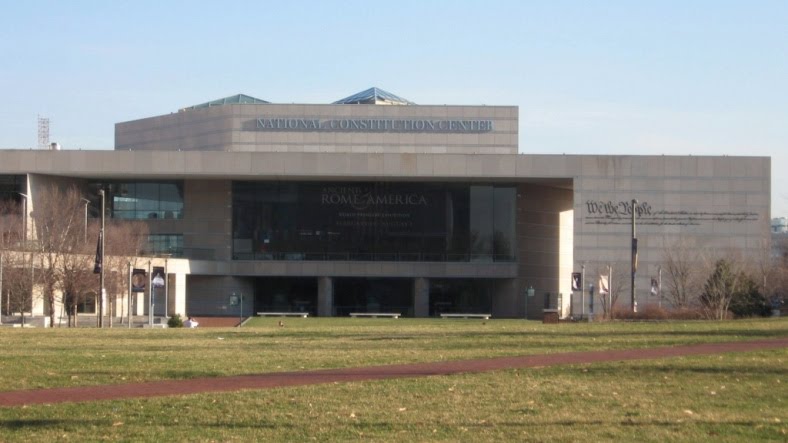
[1,337,785,407]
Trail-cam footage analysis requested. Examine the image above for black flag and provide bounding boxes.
[92,231,103,274]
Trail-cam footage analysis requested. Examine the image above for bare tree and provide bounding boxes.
[592,264,629,319]
[699,257,744,320]
[0,199,29,320]
[30,185,87,327]
[661,239,703,309]
[103,220,149,322]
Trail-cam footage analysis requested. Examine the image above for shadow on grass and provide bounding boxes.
[0,419,107,429]
[343,418,768,431]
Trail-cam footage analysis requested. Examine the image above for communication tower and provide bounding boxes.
[37,115,50,149]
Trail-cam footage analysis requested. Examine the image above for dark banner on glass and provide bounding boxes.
[307,182,446,235]
[132,268,146,293]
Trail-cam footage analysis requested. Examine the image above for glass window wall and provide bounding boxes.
[89,181,184,220]
[232,181,516,262]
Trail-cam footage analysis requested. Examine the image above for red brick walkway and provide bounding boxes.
[0,337,785,407]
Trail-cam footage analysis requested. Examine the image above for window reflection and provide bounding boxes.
[232,181,516,262]
[89,181,184,220]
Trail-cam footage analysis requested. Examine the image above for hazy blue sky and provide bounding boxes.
[1,1,786,215]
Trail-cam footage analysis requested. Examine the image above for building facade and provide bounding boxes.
[0,89,772,319]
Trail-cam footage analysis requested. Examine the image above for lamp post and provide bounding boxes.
[81,198,90,243]
[17,192,30,325]
[631,199,638,314]
[525,285,534,319]
[0,253,3,325]
[98,189,105,328]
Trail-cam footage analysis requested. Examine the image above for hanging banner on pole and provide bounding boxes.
[132,268,147,293]
[650,278,659,296]
[152,267,165,289]
[92,231,103,274]
[571,272,582,291]
[599,275,609,295]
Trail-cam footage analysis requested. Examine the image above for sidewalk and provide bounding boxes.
[0,337,785,407]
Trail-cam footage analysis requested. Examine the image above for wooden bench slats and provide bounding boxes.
[257,312,309,318]
[349,313,400,318]
[440,313,491,320]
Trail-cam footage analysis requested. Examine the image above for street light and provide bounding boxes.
[81,198,90,243]
[98,189,105,328]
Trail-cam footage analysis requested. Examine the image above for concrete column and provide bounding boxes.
[317,277,333,317]
[170,273,187,317]
[135,293,145,316]
[413,277,429,318]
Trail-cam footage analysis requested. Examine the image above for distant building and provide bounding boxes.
[0,88,772,320]
[772,217,788,234]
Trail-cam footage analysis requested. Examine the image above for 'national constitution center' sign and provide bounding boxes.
[255,117,494,133]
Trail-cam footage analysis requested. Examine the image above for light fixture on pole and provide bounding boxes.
[98,189,106,328]
[81,198,90,243]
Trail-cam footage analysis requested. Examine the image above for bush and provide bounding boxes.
[167,313,184,328]
[729,278,771,318]
[610,305,704,321]
[613,305,668,320]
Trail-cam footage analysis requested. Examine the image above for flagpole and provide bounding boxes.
[631,199,638,314]
[98,189,105,328]
[148,260,153,327]
[581,264,585,320]
[0,253,3,326]
[608,264,612,318]
[128,262,132,329]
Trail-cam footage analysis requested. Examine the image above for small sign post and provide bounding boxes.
[230,292,243,328]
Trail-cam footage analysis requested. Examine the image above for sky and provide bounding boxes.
[1,1,786,215]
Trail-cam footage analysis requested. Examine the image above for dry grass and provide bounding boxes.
[0,318,785,391]
[0,349,784,441]
[0,318,785,441]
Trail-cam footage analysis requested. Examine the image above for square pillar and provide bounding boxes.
[169,273,187,317]
[318,277,333,317]
[413,277,429,318]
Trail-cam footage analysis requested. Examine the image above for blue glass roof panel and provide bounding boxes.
[333,87,414,105]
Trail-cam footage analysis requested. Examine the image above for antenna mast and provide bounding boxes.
[37,115,50,149]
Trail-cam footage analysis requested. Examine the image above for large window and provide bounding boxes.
[145,234,183,257]
[232,181,516,262]
[0,175,24,204]
[90,181,184,220]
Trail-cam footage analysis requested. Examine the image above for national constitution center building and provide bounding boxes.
[0,88,771,319]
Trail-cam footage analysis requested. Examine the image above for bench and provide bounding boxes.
[440,313,491,320]
[349,312,400,319]
[257,312,309,318]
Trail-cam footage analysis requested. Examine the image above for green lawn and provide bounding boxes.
[0,318,786,441]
